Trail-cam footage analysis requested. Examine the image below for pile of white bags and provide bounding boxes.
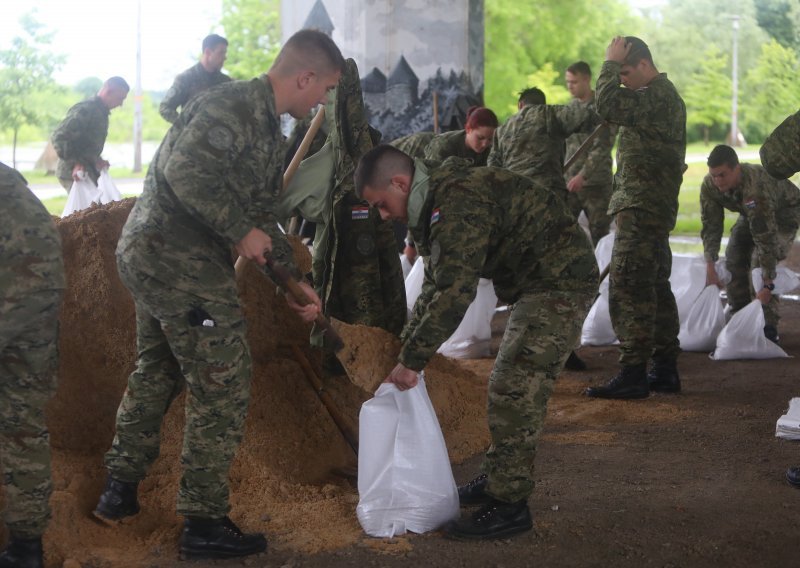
[581,233,616,346]
[62,169,123,217]
[404,260,497,359]
[356,374,459,537]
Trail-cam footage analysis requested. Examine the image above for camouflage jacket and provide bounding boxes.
[700,163,800,279]
[391,132,436,159]
[488,104,596,193]
[118,76,298,302]
[425,129,489,166]
[52,96,109,183]
[760,109,800,179]
[313,59,406,337]
[564,93,617,186]
[400,159,598,370]
[596,61,686,229]
[159,63,232,124]
[0,162,65,312]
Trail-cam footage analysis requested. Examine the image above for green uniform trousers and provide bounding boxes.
[105,260,251,518]
[0,291,61,538]
[482,287,593,503]
[609,209,680,366]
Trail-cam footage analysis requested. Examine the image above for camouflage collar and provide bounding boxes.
[407,158,430,234]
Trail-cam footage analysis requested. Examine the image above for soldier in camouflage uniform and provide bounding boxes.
[488,89,598,197]
[390,131,436,159]
[760,109,800,180]
[279,59,406,350]
[0,163,65,568]
[701,145,800,342]
[761,111,800,490]
[354,145,597,540]
[159,34,231,124]
[564,61,616,244]
[52,77,130,191]
[585,36,686,400]
[425,107,498,166]
[93,30,344,561]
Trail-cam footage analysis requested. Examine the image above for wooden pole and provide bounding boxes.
[433,91,439,134]
[563,122,607,173]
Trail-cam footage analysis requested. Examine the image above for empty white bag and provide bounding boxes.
[404,257,425,312]
[752,266,800,295]
[581,275,617,346]
[437,278,497,359]
[357,375,459,537]
[97,169,122,204]
[62,178,101,217]
[678,285,725,353]
[710,299,789,360]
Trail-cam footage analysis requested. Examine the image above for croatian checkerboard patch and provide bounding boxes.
[430,208,441,225]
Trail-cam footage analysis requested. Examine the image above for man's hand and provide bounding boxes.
[96,158,110,171]
[606,36,632,64]
[285,281,322,322]
[385,363,419,391]
[706,261,722,288]
[235,228,272,266]
[567,174,585,193]
[757,282,774,304]
[71,163,86,181]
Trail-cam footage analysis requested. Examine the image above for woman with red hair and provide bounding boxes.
[424,106,499,166]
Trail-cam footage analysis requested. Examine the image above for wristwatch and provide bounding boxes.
[763,282,775,291]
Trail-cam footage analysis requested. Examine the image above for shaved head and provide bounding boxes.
[270,29,346,78]
[354,144,414,198]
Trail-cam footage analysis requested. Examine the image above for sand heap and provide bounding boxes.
[27,199,491,567]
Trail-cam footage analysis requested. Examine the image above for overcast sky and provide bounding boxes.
[0,0,665,92]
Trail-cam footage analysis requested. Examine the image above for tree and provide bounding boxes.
[755,0,800,52]
[740,39,800,141]
[682,46,732,144]
[485,0,639,121]
[220,0,281,80]
[0,11,64,167]
[74,77,103,100]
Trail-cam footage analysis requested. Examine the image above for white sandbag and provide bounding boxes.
[677,285,725,352]
[752,266,800,295]
[437,278,497,359]
[96,169,122,204]
[776,398,800,440]
[61,178,100,217]
[670,255,708,323]
[710,299,789,360]
[405,257,425,311]
[594,232,615,272]
[715,259,732,286]
[357,375,459,537]
[581,275,617,346]
[399,254,413,280]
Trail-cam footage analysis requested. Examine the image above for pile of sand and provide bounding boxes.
[31,199,491,566]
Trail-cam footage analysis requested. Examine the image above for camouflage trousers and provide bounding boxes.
[0,290,61,538]
[567,183,612,245]
[725,215,797,327]
[482,287,593,503]
[105,260,251,518]
[610,209,680,366]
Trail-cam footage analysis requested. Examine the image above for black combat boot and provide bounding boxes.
[564,351,588,371]
[457,473,490,506]
[445,498,532,540]
[584,363,649,399]
[179,516,267,560]
[647,358,681,393]
[93,474,140,523]
[786,466,800,488]
[0,535,43,568]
